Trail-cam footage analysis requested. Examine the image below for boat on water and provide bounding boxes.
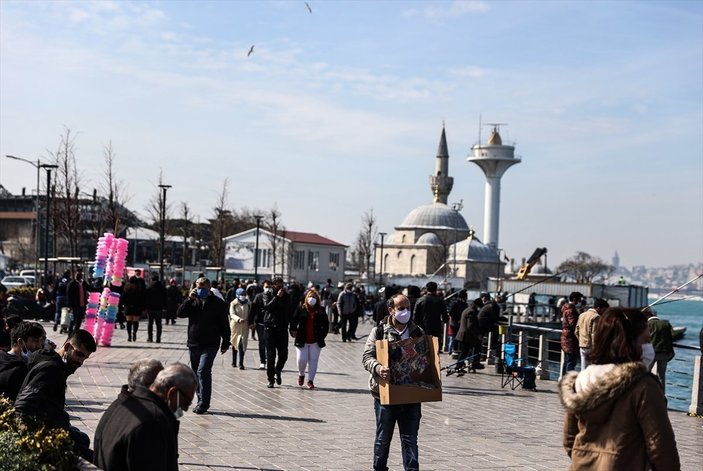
[672,326,686,341]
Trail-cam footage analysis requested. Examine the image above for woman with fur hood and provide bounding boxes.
[559,307,680,470]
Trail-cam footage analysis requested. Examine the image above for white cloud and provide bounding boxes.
[68,8,90,23]
[405,0,490,20]
[448,66,488,78]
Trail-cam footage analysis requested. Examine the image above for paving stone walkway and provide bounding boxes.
[56,320,702,470]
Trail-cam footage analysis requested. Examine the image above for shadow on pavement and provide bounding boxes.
[209,411,325,423]
[179,463,280,470]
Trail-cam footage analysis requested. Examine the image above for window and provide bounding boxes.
[397,251,402,259]
[293,250,305,270]
[329,252,340,271]
[256,248,272,268]
[410,255,416,273]
[401,234,406,243]
[308,251,319,271]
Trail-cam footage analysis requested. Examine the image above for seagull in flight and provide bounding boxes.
[305,2,312,14]
[247,45,255,57]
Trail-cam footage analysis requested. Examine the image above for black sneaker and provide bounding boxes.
[267,382,275,388]
[275,372,282,385]
[193,407,207,415]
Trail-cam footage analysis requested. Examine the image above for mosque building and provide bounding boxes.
[376,126,504,289]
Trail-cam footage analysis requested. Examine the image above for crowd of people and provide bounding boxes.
[0,271,685,470]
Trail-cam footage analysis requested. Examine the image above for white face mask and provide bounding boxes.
[173,391,183,420]
[641,343,655,368]
[307,297,318,307]
[238,295,248,303]
[394,309,411,324]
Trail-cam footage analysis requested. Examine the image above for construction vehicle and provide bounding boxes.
[516,247,547,280]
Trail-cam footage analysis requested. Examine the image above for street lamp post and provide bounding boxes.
[378,232,387,286]
[158,184,172,283]
[451,200,463,279]
[253,215,263,283]
[5,155,42,287]
[40,164,58,289]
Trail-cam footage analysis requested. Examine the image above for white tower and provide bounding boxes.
[468,124,521,248]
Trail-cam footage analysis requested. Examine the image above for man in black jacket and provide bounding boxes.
[14,329,96,459]
[145,274,167,343]
[412,281,448,352]
[0,321,46,401]
[177,277,230,414]
[93,362,197,471]
[262,277,290,388]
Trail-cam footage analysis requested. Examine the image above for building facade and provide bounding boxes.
[223,229,346,285]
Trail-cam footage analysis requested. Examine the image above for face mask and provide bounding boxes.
[62,347,79,374]
[307,297,318,307]
[173,391,183,420]
[238,295,248,303]
[196,288,209,298]
[264,287,272,294]
[641,343,655,368]
[394,309,411,324]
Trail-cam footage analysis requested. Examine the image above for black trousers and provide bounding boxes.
[147,309,163,341]
[265,328,288,382]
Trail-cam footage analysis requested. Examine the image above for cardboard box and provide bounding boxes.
[376,335,442,405]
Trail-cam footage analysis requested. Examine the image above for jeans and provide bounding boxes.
[189,347,218,410]
[54,296,65,325]
[147,309,163,342]
[373,399,421,471]
[265,328,288,382]
[579,348,590,369]
[340,314,351,340]
[256,324,267,364]
[562,351,579,375]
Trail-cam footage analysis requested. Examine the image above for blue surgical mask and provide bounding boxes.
[196,288,209,298]
[394,309,411,324]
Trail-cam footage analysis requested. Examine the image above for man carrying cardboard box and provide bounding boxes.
[362,293,424,471]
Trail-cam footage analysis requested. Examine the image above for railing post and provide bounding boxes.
[517,330,524,365]
[538,333,550,380]
[486,332,495,365]
[690,355,703,416]
[559,350,565,381]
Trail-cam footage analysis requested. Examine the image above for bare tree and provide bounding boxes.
[354,209,377,280]
[209,179,235,268]
[49,127,82,257]
[99,141,131,236]
[557,252,613,283]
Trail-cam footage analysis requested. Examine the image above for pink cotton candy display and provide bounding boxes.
[84,291,101,334]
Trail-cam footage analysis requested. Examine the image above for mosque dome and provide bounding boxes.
[452,236,499,264]
[398,203,469,231]
[416,232,442,245]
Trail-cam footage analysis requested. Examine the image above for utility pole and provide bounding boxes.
[158,184,172,283]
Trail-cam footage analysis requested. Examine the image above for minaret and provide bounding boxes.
[468,124,521,248]
[429,125,453,204]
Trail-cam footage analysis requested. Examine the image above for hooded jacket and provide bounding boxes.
[0,351,28,402]
[290,304,329,348]
[559,362,680,471]
[14,348,72,430]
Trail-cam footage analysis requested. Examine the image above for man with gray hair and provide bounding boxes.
[93,362,197,471]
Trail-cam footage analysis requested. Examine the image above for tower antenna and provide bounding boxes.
[478,113,482,150]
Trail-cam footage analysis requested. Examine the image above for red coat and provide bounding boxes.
[560,303,579,353]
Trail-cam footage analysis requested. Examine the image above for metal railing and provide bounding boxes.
[482,323,702,413]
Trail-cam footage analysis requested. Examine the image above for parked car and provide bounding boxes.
[1,276,32,289]
[19,269,37,278]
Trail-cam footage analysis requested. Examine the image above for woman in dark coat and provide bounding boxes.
[289,288,329,389]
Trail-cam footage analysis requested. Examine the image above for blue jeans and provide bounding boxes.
[189,347,218,410]
[373,399,421,471]
[562,351,579,374]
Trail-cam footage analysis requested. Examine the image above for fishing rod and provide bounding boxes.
[647,295,699,307]
[644,273,703,311]
[502,271,566,300]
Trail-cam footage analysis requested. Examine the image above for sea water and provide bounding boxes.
[649,297,703,412]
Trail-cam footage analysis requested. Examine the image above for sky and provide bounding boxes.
[1,0,701,270]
